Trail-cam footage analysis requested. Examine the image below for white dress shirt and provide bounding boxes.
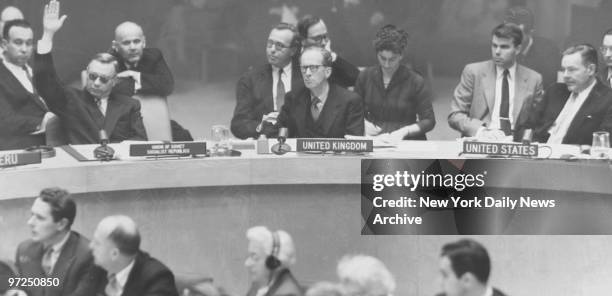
[271,62,292,111]
[489,63,517,129]
[106,259,135,296]
[43,232,71,275]
[547,79,596,144]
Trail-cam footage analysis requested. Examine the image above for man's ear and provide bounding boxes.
[111,40,118,53]
[142,36,146,48]
[1,38,7,50]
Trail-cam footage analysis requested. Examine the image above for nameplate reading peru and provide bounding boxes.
[296,139,373,152]
[130,142,207,157]
[462,141,538,157]
[0,151,42,168]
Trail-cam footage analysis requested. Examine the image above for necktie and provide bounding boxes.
[311,97,322,121]
[23,65,49,111]
[500,69,511,136]
[94,97,104,115]
[41,246,53,276]
[276,68,286,111]
[105,273,120,296]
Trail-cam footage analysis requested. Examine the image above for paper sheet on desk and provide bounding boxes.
[344,135,396,148]
[62,141,148,161]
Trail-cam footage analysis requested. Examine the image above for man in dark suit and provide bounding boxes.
[436,239,507,296]
[0,19,56,150]
[15,187,101,296]
[297,16,360,88]
[110,21,174,97]
[599,28,612,88]
[277,46,363,138]
[231,23,304,139]
[529,44,612,145]
[90,215,178,296]
[33,1,146,144]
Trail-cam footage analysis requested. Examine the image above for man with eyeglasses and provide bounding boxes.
[32,0,146,144]
[231,23,304,139]
[599,29,612,88]
[276,46,363,138]
[297,16,359,88]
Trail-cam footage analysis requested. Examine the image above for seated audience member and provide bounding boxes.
[15,187,101,296]
[277,46,364,138]
[305,282,344,296]
[526,44,612,145]
[355,24,435,141]
[33,1,146,144]
[448,23,542,141]
[0,19,56,150]
[245,226,302,296]
[599,29,612,88]
[437,239,507,296]
[0,5,23,38]
[504,6,561,88]
[90,215,178,296]
[336,254,395,296]
[297,16,360,88]
[231,23,304,139]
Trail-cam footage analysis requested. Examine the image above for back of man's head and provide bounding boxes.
[504,6,535,33]
[100,215,141,257]
[441,239,491,285]
[0,6,23,33]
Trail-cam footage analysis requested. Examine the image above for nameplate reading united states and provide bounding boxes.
[462,141,538,157]
[0,151,42,168]
[130,142,207,157]
[296,139,373,152]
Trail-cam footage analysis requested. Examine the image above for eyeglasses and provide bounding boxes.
[309,34,328,44]
[300,64,325,73]
[88,73,113,84]
[267,40,290,51]
[600,46,612,54]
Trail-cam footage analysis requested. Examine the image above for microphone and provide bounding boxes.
[522,129,533,145]
[93,130,115,161]
[271,127,291,155]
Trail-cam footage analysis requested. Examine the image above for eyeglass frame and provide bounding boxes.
[299,64,329,73]
[87,72,115,84]
[599,46,612,54]
[308,33,329,44]
[266,39,291,51]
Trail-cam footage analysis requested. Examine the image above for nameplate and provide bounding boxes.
[296,139,373,152]
[462,141,538,157]
[0,151,42,168]
[130,142,207,157]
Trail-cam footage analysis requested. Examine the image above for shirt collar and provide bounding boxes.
[114,258,136,289]
[607,68,612,80]
[2,58,29,72]
[496,62,517,80]
[574,78,597,98]
[482,286,494,296]
[48,231,71,253]
[272,62,292,75]
[310,82,330,105]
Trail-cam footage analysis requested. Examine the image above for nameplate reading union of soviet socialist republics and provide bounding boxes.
[462,141,538,157]
[130,142,207,157]
[296,139,373,153]
[0,151,42,168]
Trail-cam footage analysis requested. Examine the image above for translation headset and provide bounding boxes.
[265,231,281,270]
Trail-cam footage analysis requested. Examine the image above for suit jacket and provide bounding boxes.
[231,62,304,139]
[96,251,178,296]
[435,287,507,296]
[0,62,47,150]
[34,52,147,144]
[330,55,360,88]
[276,83,364,138]
[519,35,561,89]
[15,231,102,296]
[448,60,543,137]
[245,268,303,296]
[112,48,175,97]
[530,80,612,145]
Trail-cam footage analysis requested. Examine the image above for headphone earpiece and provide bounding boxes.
[265,231,281,270]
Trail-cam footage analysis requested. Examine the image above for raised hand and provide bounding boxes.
[43,0,67,34]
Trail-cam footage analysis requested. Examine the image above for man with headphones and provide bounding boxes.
[245,226,303,296]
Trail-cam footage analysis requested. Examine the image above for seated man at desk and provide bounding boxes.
[33,1,147,144]
[276,46,364,138]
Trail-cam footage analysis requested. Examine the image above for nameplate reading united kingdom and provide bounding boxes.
[130,142,207,157]
[0,151,42,168]
[296,139,373,152]
[462,141,538,157]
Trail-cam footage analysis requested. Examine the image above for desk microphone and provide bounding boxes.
[271,127,291,155]
[522,129,533,145]
[94,130,115,161]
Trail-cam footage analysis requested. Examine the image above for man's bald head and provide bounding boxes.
[96,215,141,256]
[0,6,24,33]
[112,21,146,64]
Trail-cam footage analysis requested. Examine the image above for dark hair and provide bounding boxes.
[272,22,300,50]
[563,44,598,71]
[492,23,523,47]
[504,6,534,32]
[2,18,31,40]
[301,45,333,67]
[108,223,141,256]
[441,239,491,284]
[297,15,322,40]
[373,24,409,54]
[89,52,119,73]
[39,187,76,229]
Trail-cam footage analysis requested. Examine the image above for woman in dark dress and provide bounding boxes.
[355,25,435,140]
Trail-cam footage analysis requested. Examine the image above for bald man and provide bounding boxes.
[90,215,178,296]
[0,6,23,35]
[111,21,174,97]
